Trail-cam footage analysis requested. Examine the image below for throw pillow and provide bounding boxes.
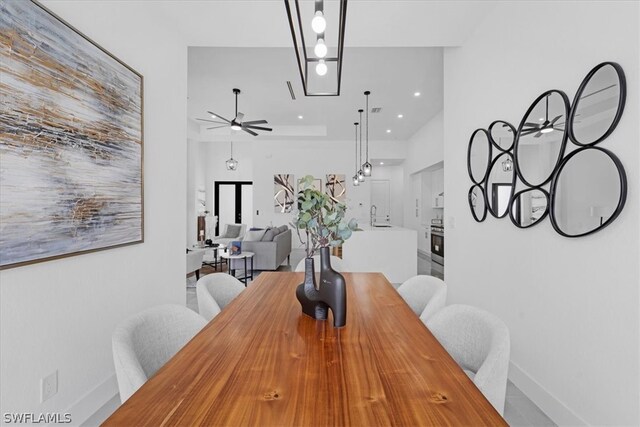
[224,224,242,238]
[243,229,266,242]
[278,225,288,233]
[261,228,275,241]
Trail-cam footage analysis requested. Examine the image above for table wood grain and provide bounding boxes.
[104,272,506,426]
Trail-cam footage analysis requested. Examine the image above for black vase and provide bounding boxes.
[318,247,347,328]
[296,257,328,320]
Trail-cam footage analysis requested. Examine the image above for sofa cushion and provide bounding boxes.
[261,228,275,241]
[278,225,288,233]
[243,229,266,242]
[223,224,242,238]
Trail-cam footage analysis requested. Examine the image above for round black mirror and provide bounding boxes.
[568,62,626,146]
[467,129,492,184]
[509,188,549,228]
[550,147,626,237]
[515,90,570,187]
[486,152,515,218]
[468,185,487,222]
[489,120,515,152]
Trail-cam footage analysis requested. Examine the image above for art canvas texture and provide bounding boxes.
[274,174,295,213]
[325,174,346,205]
[0,1,144,269]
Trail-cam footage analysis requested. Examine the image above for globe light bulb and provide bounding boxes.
[311,11,326,34]
[316,60,328,76]
[314,39,327,58]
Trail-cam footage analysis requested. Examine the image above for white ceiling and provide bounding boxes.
[188,47,443,140]
[181,1,496,141]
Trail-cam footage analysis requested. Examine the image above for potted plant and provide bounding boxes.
[292,175,357,327]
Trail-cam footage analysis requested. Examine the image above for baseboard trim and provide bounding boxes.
[66,374,118,426]
[509,361,586,426]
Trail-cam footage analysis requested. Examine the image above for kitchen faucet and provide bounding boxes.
[370,205,377,227]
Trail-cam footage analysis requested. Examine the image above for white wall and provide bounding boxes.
[443,2,639,425]
[0,1,187,423]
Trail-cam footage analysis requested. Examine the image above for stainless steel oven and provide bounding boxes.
[430,223,444,266]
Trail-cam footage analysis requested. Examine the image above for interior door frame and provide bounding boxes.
[214,181,253,235]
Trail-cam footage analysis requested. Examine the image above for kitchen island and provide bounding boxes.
[342,225,417,284]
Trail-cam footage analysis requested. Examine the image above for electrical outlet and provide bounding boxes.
[41,370,58,403]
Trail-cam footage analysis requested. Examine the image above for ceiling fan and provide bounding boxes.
[521,94,563,138]
[197,88,272,136]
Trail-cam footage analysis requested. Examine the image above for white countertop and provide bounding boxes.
[356,224,414,232]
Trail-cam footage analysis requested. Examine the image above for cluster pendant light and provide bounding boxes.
[362,91,372,176]
[352,122,360,186]
[225,140,238,171]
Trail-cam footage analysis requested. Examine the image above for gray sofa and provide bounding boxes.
[240,226,292,271]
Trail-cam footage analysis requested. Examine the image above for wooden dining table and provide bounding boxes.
[104,272,506,426]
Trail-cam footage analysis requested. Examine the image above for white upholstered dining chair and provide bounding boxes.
[294,254,345,272]
[425,304,510,415]
[186,249,205,280]
[396,275,447,321]
[196,273,245,321]
[112,304,206,403]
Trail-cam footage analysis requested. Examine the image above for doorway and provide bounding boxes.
[214,181,253,235]
[370,180,391,224]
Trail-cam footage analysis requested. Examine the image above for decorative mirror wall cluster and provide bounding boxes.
[467,62,627,237]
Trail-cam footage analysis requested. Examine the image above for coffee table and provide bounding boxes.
[220,251,254,285]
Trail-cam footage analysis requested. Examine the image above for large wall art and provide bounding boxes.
[325,174,346,205]
[467,61,627,238]
[0,1,144,269]
[274,174,295,213]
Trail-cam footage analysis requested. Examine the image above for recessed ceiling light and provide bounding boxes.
[397,114,403,118]
[298,115,303,119]
[386,129,391,133]
[414,92,421,97]
[211,114,217,118]
[539,117,545,121]
[380,162,384,165]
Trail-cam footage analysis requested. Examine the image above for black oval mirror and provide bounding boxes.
[467,129,492,185]
[568,62,626,146]
[489,120,515,152]
[468,185,487,222]
[509,188,549,228]
[550,147,626,237]
[515,90,570,187]
[486,152,515,218]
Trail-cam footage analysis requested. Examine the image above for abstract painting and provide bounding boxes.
[0,1,143,269]
[325,174,346,205]
[274,174,295,213]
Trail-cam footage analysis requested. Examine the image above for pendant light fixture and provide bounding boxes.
[357,109,365,182]
[362,90,372,176]
[352,122,360,186]
[225,140,238,170]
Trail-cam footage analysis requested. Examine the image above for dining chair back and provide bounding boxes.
[112,304,206,402]
[426,304,510,415]
[186,250,205,280]
[294,254,345,272]
[396,275,447,320]
[196,273,245,321]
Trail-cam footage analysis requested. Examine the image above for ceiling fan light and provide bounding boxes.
[314,39,328,58]
[363,162,372,176]
[316,60,328,76]
[311,11,326,34]
[230,122,241,131]
[540,127,554,134]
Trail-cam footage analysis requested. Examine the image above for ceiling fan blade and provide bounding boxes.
[243,125,272,131]
[196,118,228,124]
[550,115,562,125]
[206,125,228,130]
[242,120,268,125]
[242,127,258,136]
[236,112,245,122]
[207,111,231,123]
[534,131,543,138]
[524,122,541,127]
